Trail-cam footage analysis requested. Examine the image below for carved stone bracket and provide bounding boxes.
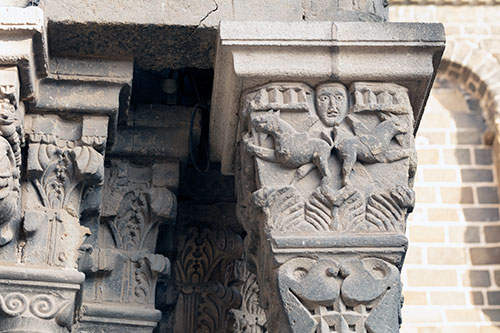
[210,20,445,333]
[74,158,177,332]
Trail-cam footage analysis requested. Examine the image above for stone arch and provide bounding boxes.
[439,40,500,143]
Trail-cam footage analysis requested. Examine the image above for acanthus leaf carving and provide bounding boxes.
[174,227,244,333]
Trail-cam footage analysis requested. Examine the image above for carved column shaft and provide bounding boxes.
[210,21,445,333]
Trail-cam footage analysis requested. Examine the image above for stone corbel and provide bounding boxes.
[73,158,177,332]
[0,6,133,332]
[210,21,445,333]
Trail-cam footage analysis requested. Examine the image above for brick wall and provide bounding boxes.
[401,77,500,332]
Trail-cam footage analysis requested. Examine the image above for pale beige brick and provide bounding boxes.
[407,269,457,287]
[414,187,437,204]
[444,327,480,333]
[427,247,466,265]
[409,226,445,242]
[403,291,427,305]
[405,246,423,264]
[446,309,482,322]
[432,89,469,112]
[448,226,480,243]
[402,307,443,323]
[423,168,457,182]
[440,186,474,204]
[480,326,500,333]
[428,208,460,222]
[418,149,440,164]
[430,291,466,305]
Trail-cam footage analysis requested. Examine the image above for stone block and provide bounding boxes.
[401,306,443,323]
[430,291,466,305]
[471,291,485,305]
[428,208,460,222]
[433,89,470,112]
[409,226,444,242]
[446,309,482,322]
[403,291,428,305]
[470,247,500,264]
[417,149,440,164]
[495,270,500,286]
[440,186,474,204]
[452,113,486,129]
[407,269,457,287]
[449,131,482,145]
[480,326,500,333]
[448,226,480,243]
[487,291,500,305]
[463,208,500,222]
[478,187,499,204]
[485,226,500,243]
[427,247,466,265]
[423,168,457,182]
[483,310,500,322]
[461,169,494,182]
[416,131,446,145]
[415,186,437,204]
[475,148,493,165]
[405,246,423,264]
[443,148,471,165]
[462,270,491,287]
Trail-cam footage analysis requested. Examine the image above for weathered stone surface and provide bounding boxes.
[210,21,445,174]
[42,0,389,71]
[171,226,243,333]
[75,158,176,332]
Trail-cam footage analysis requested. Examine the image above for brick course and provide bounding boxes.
[397,76,500,331]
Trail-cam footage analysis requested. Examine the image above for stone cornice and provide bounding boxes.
[210,21,445,174]
[391,0,500,5]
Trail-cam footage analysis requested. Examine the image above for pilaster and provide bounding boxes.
[0,6,134,332]
[210,21,445,332]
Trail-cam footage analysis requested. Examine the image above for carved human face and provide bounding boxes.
[315,84,348,126]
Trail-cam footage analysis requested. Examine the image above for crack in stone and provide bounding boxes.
[186,0,219,40]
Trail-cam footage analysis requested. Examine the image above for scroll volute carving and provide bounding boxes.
[237,82,416,235]
[173,227,244,333]
[274,257,402,333]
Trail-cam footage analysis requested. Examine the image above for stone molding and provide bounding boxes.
[209,20,445,175]
[0,6,133,332]
[210,20,444,333]
[391,0,500,5]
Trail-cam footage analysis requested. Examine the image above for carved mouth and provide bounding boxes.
[327,109,338,116]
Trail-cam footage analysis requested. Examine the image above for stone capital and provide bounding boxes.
[210,20,445,333]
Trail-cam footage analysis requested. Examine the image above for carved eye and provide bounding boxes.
[319,95,329,102]
[336,95,343,101]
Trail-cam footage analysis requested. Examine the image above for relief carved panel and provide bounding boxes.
[235,81,414,333]
[237,82,415,235]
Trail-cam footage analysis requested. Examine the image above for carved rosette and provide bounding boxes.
[235,81,415,332]
[173,227,244,333]
[74,158,176,332]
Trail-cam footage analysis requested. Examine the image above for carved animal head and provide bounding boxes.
[385,118,408,135]
[251,110,281,132]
